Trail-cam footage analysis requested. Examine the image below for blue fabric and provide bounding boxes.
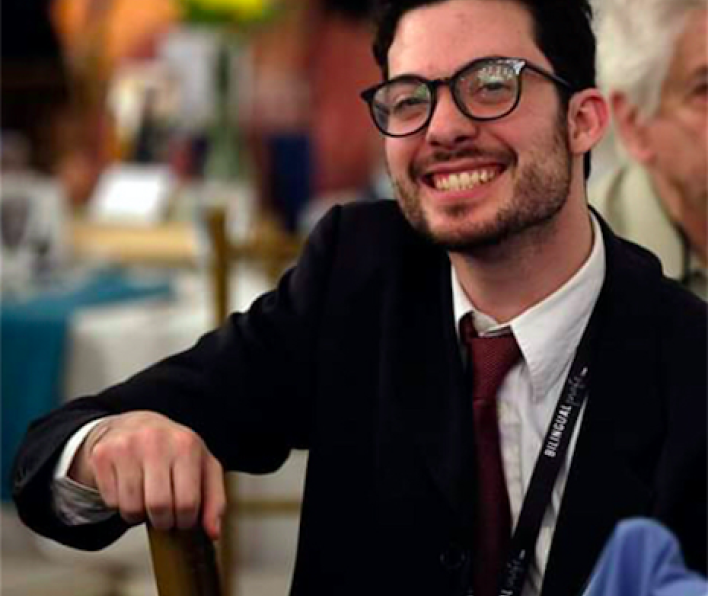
[1,268,173,500]
[583,518,708,596]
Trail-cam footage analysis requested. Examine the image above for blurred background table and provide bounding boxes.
[1,266,176,501]
[69,218,199,266]
[1,211,306,595]
[2,0,384,592]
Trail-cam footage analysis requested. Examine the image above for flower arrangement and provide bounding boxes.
[172,0,283,182]
[177,0,280,28]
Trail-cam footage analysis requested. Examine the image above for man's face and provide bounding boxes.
[384,0,574,251]
[643,10,707,216]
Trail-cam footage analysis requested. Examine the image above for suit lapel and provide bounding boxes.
[382,239,476,527]
[542,218,664,596]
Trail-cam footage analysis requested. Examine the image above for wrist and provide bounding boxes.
[67,420,111,489]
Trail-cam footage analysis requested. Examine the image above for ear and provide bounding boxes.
[567,88,610,157]
[610,92,655,164]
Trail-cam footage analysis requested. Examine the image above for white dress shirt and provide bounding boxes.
[54,216,606,596]
[52,418,114,524]
[451,215,606,596]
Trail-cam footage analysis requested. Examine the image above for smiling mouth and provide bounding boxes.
[428,167,502,191]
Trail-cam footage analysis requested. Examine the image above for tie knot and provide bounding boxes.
[460,313,521,402]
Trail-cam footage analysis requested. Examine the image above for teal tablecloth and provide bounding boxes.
[1,268,174,500]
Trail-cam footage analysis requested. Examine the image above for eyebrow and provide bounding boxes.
[388,54,512,81]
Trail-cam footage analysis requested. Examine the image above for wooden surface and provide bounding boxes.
[147,526,223,596]
[68,215,303,272]
[69,219,199,266]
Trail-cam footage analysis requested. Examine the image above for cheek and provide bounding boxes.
[688,114,708,158]
[651,116,707,173]
[385,138,417,178]
[646,120,679,165]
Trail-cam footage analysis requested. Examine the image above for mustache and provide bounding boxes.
[411,147,515,178]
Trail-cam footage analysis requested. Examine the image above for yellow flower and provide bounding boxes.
[183,0,273,21]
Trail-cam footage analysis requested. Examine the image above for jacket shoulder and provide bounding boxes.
[309,200,429,269]
[336,200,411,238]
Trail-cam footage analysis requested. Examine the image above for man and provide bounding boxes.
[12,1,707,596]
[590,0,707,298]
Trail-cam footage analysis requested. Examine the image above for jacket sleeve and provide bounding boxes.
[11,205,344,551]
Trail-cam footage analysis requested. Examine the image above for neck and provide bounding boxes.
[449,196,594,323]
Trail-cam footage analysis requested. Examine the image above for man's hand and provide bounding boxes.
[69,411,226,540]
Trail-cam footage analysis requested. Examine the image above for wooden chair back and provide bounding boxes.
[146,205,304,596]
[147,526,223,596]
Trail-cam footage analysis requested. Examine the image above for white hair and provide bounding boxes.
[596,0,706,118]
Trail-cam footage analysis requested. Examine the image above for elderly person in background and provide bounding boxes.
[590,0,707,298]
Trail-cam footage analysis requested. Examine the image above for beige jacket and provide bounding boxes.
[590,161,706,299]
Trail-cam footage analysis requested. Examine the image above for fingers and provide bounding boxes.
[91,445,119,508]
[91,424,149,525]
[170,433,203,530]
[69,418,114,489]
[115,460,146,526]
[143,456,174,530]
[81,411,223,535]
[202,455,227,541]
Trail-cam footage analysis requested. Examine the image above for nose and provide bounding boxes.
[424,87,480,147]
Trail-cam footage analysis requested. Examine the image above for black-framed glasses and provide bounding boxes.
[360,56,574,138]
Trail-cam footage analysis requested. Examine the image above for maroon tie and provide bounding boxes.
[460,313,521,596]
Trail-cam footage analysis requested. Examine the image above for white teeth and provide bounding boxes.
[433,168,498,191]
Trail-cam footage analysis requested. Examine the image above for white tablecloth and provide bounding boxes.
[64,272,215,400]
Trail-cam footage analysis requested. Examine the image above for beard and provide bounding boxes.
[390,116,573,253]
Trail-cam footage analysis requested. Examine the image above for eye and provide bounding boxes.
[389,86,431,119]
[392,95,427,112]
[460,64,517,105]
[476,66,515,94]
[678,78,708,111]
[690,80,708,100]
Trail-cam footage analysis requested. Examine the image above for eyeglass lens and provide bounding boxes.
[371,60,520,136]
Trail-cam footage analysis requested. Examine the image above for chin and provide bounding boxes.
[416,207,511,251]
[430,226,512,252]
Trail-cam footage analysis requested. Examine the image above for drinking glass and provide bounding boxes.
[0,191,34,294]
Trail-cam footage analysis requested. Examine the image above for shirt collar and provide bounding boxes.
[683,253,707,299]
[452,214,606,402]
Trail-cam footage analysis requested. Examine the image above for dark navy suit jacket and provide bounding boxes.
[13,201,707,596]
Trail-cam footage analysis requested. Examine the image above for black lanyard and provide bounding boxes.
[478,314,597,596]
